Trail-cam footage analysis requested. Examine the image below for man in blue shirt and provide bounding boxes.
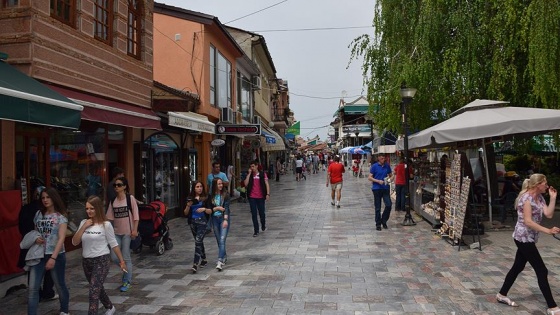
[207,162,229,193]
[368,154,393,231]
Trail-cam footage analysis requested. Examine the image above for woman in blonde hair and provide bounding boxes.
[72,195,127,315]
[496,174,560,314]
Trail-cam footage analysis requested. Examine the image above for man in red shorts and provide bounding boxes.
[326,155,345,208]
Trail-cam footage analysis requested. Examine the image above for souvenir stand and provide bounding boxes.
[410,151,446,228]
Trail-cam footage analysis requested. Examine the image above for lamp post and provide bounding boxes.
[354,131,360,147]
[400,85,417,226]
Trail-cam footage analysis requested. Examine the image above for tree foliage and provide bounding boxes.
[350,0,560,135]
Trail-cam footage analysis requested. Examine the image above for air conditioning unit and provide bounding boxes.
[252,75,262,90]
[220,107,234,124]
[236,111,242,124]
[253,115,262,125]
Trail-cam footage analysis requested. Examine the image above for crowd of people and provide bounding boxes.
[17,152,560,315]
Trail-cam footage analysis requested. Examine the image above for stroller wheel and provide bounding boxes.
[164,238,173,250]
[156,240,165,256]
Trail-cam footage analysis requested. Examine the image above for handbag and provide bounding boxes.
[130,234,142,251]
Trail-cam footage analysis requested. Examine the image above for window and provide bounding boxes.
[210,46,216,106]
[4,0,18,7]
[237,71,252,121]
[94,0,113,45]
[50,0,76,26]
[127,0,142,59]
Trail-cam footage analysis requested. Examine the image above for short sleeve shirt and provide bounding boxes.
[78,220,118,258]
[34,211,68,255]
[207,172,229,192]
[249,172,268,198]
[106,195,139,235]
[328,162,345,184]
[370,162,392,191]
[513,192,544,243]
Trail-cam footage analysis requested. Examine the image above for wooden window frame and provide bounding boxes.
[3,0,19,8]
[50,0,76,27]
[127,0,142,60]
[94,0,113,45]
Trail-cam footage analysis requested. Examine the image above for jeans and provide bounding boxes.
[82,254,112,315]
[189,221,207,265]
[211,216,229,262]
[28,253,69,315]
[373,189,392,227]
[248,197,266,234]
[500,240,557,308]
[395,184,406,211]
[110,234,132,283]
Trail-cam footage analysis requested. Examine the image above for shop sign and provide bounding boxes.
[216,124,260,135]
[169,114,215,133]
[342,124,371,134]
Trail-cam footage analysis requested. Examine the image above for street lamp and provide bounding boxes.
[354,131,359,146]
[400,85,417,226]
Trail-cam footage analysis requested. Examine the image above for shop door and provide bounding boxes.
[15,132,48,205]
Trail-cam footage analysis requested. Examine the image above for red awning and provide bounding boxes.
[49,86,161,130]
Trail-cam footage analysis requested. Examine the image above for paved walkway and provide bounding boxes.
[4,169,560,314]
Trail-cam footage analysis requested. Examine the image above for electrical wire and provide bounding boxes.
[224,0,289,25]
[254,26,373,33]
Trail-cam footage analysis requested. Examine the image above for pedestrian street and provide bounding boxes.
[4,169,560,314]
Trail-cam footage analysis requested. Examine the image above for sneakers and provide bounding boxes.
[331,201,335,206]
[376,226,382,231]
[336,203,340,208]
[253,232,258,237]
[119,281,131,292]
[382,223,388,229]
[261,226,266,232]
[104,306,116,315]
[42,293,59,301]
[216,261,223,271]
[191,264,198,273]
[199,260,208,268]
[60,313,69,315]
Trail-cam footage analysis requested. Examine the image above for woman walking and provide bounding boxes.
[106,177,139,292]
[72,195,127,315]
[28,187,70,315]
[206,178,230,271]
[496,173,560,314]
[183,181,209,273]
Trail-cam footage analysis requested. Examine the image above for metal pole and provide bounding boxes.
[402,97,416,226]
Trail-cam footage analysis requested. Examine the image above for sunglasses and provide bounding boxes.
[113,183,125,187]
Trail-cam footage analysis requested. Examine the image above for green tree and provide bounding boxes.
[350,0,560,135]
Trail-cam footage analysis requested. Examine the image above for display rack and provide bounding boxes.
[414,159,443,227]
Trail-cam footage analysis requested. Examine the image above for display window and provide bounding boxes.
[142,133,179,211]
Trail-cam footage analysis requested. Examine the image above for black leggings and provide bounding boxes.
[499,239,557,308]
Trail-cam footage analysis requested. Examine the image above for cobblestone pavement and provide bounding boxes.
[4,169,560,314]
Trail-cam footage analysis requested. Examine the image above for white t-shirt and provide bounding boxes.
[77,220,119,258]
[295,159,303,168]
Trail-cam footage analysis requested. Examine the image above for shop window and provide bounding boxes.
[3,0,18,7]
[142,133,179,210]
[50,127,107,232]
[127,0,142,59]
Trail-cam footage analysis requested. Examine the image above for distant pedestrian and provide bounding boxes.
[72,195,126,315]
[295,156,303,181]
[27,187,70,315]
[368,154,393,231]
[206,178,230,271]
[393,156,412,213]
[326,155,345,208]
[244,160,270,237]
[496,174,560,314]
[106,177,138,292]
[276,157,282,182]
[184,181,209,273]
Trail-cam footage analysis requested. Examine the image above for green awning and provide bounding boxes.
[0,61,83,129]
[343,105,369,114]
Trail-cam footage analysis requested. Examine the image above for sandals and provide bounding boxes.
[547,308,560,315]
[496,294,519,307]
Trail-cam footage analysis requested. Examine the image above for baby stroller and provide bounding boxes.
[135,200,173,255]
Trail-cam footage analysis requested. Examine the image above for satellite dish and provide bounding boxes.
[211,139,226,147]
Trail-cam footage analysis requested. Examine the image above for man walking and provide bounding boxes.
[244,160,270,237]
[326,155,345,208]
[368,154,393,231]
[207,161,229,233]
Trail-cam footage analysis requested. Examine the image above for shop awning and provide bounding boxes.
[49,86,161,130]
[169,111,215,134]
[261,126,286,152]
[0,61,83,129]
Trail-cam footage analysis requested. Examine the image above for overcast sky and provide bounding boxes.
[159,0,375,141]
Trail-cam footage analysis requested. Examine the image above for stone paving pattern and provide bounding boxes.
[4,169,560,314]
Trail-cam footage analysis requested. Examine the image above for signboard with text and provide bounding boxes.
[216,124,261,135]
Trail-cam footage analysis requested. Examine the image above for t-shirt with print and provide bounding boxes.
[77,220,118,258]
[106,194,139,235]
[249,172,268,198]
[34,211,68,255]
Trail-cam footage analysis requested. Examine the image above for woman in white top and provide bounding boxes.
[72,195,126,315]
